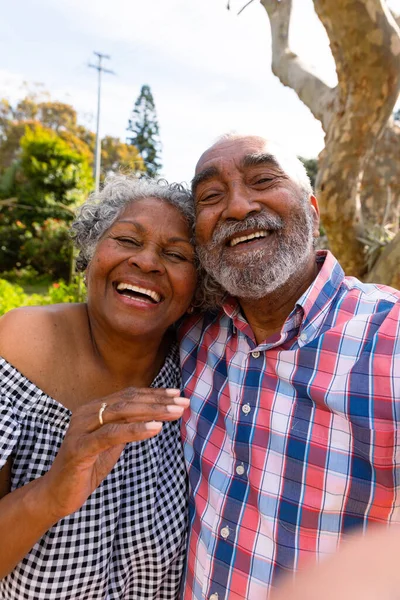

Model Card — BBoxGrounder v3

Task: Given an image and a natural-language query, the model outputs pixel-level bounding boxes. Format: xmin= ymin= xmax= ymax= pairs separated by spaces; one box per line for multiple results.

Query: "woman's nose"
xmin=127 ymin=247 xmax=165 ymax=274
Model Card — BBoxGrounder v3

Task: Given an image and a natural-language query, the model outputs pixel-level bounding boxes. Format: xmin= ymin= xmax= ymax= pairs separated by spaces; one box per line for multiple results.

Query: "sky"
xmin=1 ymin=0 xmax=400 ymax=184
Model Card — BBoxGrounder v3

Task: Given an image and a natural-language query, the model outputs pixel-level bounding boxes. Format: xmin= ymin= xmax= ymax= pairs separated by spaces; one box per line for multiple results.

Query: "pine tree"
xmin=126 ymin=85 xmax=162 ymax=178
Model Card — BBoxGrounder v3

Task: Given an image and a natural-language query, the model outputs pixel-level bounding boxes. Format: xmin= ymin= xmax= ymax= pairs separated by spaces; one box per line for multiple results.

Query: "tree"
xmin=1 ymin=125 xmax=92 ymax=224
xmin=126 ymin=85 xmax=162 ymax=177
xmin=0 ymin=93 xmax=144 ymax=279
xmin=101 ymin=136 xmax=144 ymax=176
xmin=231 ymin=0 xmax=400 ymax=287
xmin=0 ymin=125 xmax=93 ymax=276
xmin=0 ymin=94 xmax=144 ymax=180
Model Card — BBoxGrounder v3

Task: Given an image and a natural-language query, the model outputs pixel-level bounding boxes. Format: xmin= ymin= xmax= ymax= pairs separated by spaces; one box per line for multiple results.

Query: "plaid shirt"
xmin=179 ymin=251 xmax=400 ymax=600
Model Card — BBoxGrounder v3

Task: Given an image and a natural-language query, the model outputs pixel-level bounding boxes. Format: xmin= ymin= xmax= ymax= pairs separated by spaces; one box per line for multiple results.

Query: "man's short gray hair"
xmin=71 ymin=175 xmax=195 ymax=271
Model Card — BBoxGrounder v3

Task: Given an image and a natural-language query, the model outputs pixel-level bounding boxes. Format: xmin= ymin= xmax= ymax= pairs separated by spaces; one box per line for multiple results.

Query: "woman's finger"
xmin=77 ymin=421 xmax=165 ymax=457
xmin=96 ymin=397 xmax=189 ymax=427
xmin=69 ymin=390 xmax=190 ymax=433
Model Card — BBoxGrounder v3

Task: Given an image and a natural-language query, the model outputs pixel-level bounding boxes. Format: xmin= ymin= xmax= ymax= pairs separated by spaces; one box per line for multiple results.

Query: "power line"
xmin=88 ymin=52 xmax=115 ymax=193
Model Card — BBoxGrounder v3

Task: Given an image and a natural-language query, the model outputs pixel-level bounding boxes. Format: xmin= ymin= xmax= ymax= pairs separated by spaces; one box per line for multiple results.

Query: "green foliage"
xmin=0 ymin=124 xmax=92 ymax=229
xmin=298 ymin=156 xmax=318 ymax=190
xmin=0 ymin=218 xmax=31 ymax=272
xmin=0 ymin=277 xmax=84 ymax=316
xmin=19 ymin=218 xmax=72 ymax=280
xmin=0 ymin=278 xmax=47 ymax=315
xmin=101 ymin=136 xmax=145 ymax=176
xmin=0 ymin=265 xmax=49 ymax=286
xmin=19 ymin=125 xmax=93 ymax=218
xmin=0 ymin=91 xmax=144 ymax=280
xmin=127 ymin=84 xmax=162 ymax=177
xmin=46 ymin=279 xmax=83 ymax=303
xmin=0 ymin=122 xmax=91 ymax=278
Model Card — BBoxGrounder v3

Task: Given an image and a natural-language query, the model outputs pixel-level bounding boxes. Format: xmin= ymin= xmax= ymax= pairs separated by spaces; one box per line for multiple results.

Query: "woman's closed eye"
xmin=116 ymin=236 xmax=141 ymax=246
xmin=164 ymin=250 xmax=189 ymax=262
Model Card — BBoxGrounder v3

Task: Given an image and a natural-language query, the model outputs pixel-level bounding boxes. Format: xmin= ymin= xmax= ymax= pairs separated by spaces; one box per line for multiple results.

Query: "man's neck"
xmin=238 ymin=253 xmax=319 ymax=345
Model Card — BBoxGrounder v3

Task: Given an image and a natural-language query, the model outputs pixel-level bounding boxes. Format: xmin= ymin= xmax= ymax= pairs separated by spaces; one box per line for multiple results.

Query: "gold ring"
xmin=98 ymin=402 xmax=107 ymax=426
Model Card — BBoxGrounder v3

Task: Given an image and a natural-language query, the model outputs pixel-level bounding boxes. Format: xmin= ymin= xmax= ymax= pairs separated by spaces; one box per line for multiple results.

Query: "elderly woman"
xmin=0 ymin=177 xmax=198 ymax=599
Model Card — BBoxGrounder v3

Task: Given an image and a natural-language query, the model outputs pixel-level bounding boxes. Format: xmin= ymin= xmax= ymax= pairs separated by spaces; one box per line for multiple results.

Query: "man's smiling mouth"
xmin=228 ymin=230 xmax=270 ymax=247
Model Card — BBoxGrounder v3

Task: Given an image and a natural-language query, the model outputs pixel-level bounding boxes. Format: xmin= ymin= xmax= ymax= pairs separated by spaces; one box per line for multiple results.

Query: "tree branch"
xmin=260 ymin=0 xmax=337 ymax=130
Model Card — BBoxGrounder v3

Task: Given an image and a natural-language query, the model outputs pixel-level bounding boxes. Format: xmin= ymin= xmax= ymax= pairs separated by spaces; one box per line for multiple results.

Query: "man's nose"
xmin=127 ymin=246 xmax=165 ymax=274
xmin=222 ymin=184 xmax=260 ymax=221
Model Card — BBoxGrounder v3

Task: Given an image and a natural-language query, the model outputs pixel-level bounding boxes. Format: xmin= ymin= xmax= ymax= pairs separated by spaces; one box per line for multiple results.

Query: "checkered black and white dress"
xmin=0 ymin=344 xmax=187 ymax=599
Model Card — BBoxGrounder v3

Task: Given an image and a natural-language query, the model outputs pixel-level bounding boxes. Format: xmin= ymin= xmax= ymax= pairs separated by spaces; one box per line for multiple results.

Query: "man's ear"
xmin=309 ymin=194 xmax=320 ymax=238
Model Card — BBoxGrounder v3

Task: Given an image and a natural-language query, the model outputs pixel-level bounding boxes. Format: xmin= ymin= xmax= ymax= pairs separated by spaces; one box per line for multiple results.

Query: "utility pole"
xmin=89 ymin=52 xmax=115 ymax=193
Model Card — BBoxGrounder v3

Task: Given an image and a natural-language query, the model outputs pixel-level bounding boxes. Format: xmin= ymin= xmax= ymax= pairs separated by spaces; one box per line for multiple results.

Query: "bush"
xmin=0 ymin=218 xmax=72 ymax=280
xmin=0 ymin=265 xmax=50 ymax=287
xmin=0 ymin=277 xmax=84 ymax=316
xmin=47 ymin=280 xmax=83 ymax=304
xmin=20 ymin=219 xmax=72 ymax=280
xmin=0 ymin=220 xmax=32 ymax=272
xmin=0 ymin=279 xmax=47 ymax=315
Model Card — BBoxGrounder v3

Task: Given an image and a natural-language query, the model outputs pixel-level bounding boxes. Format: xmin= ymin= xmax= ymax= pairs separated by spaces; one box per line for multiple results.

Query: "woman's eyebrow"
xmin=191 ymin=166 xmax=220 ymax=195
xmin=167 ymin=236 xmax=193 ymax=245
xmin=113 ymin=220 xmax=144 ymax=232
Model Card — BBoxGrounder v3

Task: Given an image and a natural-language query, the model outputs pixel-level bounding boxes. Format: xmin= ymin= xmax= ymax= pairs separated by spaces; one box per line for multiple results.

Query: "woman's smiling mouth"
xmin=115 ymin=282 xmax=163 ymax=304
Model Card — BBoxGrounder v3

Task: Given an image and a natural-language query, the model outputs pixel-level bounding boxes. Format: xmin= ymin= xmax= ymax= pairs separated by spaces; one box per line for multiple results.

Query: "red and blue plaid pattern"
xmin=179 ymin=251 xmax=400 ymax=599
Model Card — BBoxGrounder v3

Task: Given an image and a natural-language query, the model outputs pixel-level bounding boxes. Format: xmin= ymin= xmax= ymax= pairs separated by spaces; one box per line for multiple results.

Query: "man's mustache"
xmin=203 ymin=212 xmax=284 ymax=250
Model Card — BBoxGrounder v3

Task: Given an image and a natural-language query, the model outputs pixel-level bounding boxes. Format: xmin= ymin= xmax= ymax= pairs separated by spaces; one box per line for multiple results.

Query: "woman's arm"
xmin=0 ymin=462 xmax=64 ymax=578
xmin=0 ymin=387 xmax=189 ymax=579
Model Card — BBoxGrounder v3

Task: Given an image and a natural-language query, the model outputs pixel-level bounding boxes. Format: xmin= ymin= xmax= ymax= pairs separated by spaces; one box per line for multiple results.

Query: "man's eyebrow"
xmin=191 ymin=166 xmax=220 ymax=195
xmin=241 ymin=153 xmax=281 ymax=169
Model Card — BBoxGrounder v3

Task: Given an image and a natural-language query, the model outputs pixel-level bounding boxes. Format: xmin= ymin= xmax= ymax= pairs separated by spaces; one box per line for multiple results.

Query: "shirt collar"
xmin=221 ymin=250 xmax=345 ymax=342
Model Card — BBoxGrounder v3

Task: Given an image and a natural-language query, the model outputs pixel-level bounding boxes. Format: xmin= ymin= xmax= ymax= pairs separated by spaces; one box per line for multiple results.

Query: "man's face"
xmin=192 ymin=136 xmax=320 ymax=299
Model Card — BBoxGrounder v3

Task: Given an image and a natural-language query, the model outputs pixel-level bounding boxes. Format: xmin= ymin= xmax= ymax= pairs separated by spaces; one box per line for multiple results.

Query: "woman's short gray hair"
xmin=71 ymin=175 xmax=195 ymax=271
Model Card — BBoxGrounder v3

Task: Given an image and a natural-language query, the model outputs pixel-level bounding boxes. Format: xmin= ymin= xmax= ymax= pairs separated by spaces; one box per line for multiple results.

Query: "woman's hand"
xmin=39 ymin=387 xmax=189 ymax=520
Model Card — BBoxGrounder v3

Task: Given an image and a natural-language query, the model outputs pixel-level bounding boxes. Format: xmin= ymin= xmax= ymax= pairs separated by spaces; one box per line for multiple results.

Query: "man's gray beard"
xmin=197 ymin=208 xmax=315 ymax=300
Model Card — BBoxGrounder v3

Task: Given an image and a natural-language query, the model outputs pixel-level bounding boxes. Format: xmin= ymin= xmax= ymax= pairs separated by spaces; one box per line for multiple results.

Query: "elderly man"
xmin=179 ymin=134 xmax=400 ymax=599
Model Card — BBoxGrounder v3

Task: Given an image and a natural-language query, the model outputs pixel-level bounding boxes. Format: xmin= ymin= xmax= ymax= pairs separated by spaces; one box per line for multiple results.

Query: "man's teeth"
xmin=229 ymin=230 xmax=268 ymax=247
xmin=116 ymin=283 xmax=161 ymax=303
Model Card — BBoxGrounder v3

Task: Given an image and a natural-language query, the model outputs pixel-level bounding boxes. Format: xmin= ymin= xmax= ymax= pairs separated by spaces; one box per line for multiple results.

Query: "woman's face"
xmin=86 ymin=197 xmax=197 ymax=340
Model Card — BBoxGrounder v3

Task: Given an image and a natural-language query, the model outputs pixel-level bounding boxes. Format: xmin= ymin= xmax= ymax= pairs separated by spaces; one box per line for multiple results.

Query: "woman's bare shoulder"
xmin=0 ymin=303 xmax=86 ymax=373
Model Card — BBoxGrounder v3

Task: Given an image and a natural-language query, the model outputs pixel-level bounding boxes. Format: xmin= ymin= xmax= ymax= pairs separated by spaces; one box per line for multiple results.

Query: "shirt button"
xmin=236 ymin=464 xmax=245 ymax=475
xmin=242 ymin=403 xmax=251 ymax=415
xmin=300 ymin=333 xmax=307 ymax=341
xmin=210 ymin=594 xmax=219 ymax=600
xmin=221 ymin=526 xmax=230 ymax=539
xmin=251 ymin=350 xmax=260 ymax=358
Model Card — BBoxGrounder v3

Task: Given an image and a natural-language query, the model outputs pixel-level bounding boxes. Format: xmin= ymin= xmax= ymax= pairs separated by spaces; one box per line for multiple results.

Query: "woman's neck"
xmin=85 ymin=306 xmax=171 ymax=390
